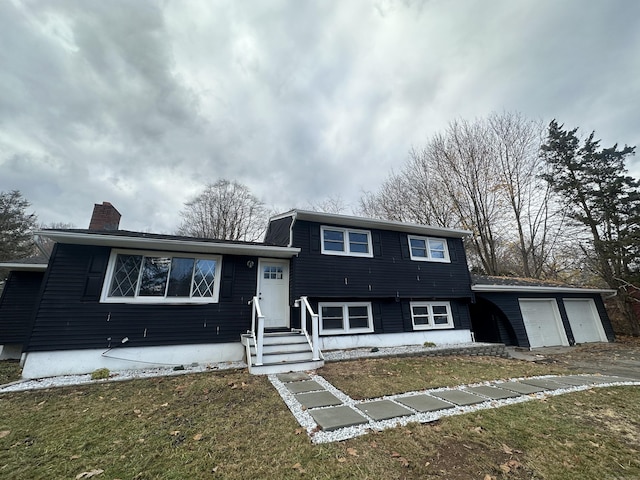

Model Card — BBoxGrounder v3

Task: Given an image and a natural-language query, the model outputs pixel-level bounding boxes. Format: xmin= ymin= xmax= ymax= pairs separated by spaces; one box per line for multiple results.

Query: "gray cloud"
xmin=1 ymin=0 xmax=639 ymax=233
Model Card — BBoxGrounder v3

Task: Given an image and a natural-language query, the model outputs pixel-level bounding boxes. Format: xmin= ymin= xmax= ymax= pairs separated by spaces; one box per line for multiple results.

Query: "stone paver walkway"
xmin=269 ymin=372 xmax=640 ymax=444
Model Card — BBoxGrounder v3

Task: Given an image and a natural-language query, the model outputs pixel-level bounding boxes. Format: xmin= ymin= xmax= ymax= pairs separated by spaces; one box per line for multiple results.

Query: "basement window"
xmin=101 ymin=249 xmax=222 ymax=303
xmin=318 ymin=302 xmax=373 ymax=335
xmin=410 ymin=301 xmax=454 ymax=330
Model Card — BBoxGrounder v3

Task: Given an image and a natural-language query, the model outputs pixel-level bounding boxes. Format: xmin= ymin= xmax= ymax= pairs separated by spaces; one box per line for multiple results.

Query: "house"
xmin=0 ymin=256 xmax=48 ymax=360
xmin=0 ymin=203 xmax=616 ymax=379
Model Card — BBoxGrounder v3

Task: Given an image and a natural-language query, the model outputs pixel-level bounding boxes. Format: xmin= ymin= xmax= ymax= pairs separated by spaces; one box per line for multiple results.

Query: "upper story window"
xmin=321 ymin=226 xmax=373 ymax=257
xmin=101 ymin=249 xmax=222 ymax=304
xmin=408 ymin=235 xmax=450 ymax=263
xmin=410 ymin=301 xmax=454 ymax=330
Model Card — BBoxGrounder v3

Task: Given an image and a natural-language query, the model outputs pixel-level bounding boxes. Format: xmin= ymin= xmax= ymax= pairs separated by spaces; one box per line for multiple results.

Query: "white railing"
xmin=295 ymin=296 xmax=321 ymax=361
xmin=249 ymin=296 xmax=265 ymax=366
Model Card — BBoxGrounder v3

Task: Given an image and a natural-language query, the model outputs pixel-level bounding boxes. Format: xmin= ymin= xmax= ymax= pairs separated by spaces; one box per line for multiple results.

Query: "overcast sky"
xmin=2 ymin=0 xmax=639 ymax=233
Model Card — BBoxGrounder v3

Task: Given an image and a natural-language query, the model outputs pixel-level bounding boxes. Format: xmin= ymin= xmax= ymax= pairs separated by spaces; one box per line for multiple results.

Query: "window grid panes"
xmin=104 ymin=251 xmax=220 ymax=303
xmin=109 ymin=254 xmax=142 ymax=297
xmin=410 ymin=302 xmax=453 ymax=330
xmin=408 ymin=235 xmax=450 ymax=263
xmin=263 ymin=266 xmax=283 ymax=280
xmin=319 ymin=303 xmax=373 ymax=334
xmin=321 ymin=226 xmax=372 ymax=257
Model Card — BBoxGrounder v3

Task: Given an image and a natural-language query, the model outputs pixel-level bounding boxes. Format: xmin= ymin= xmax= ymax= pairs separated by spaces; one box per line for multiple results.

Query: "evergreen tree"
xmin=541 ymin=120 xmax=640 ymax=335
xmin=0 ymin=190 xmax=37 ymax=262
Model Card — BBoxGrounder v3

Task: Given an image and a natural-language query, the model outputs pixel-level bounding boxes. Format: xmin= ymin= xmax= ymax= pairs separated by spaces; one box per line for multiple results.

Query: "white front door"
xmin=257 ymin=259 xmax=290 ymax=329
xmin=563 ymin=299 xmax=608 ymax=343
xmin=519 ymin=299 xmax=569 ymax=348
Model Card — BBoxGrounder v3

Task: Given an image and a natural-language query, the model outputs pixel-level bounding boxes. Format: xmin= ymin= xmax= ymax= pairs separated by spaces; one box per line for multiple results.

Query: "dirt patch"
xmin=422 ymin=437 xmax=538 ymax=480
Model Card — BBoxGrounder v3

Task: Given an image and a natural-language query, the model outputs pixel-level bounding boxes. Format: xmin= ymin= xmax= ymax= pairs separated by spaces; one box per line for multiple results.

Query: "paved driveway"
xmin=509 ymin=335 xmax=640 ymax=380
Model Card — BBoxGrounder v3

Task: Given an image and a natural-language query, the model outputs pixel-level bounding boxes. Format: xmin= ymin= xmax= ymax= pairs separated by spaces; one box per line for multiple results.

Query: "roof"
xmin=34 ymin=229 xmax=301 ymax=259
xmin=0 ymin=255 xmax=49 ymax=271
xmin=471 ymin=274 xmax=616 ymax=295
xmin=270 ymin=209 xmax=471 ymax=238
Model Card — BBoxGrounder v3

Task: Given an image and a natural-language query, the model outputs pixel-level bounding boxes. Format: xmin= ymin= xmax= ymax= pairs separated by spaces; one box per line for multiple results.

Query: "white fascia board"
xmin=270 ymin=209 xmax=470 ymax=238
xmin=472 ymin=284 xmax=616 ymax=295
xmin=34 ymin=231 xmax=301 ymax=258
xmin=0 ymin=263 xmax=48 ymax=271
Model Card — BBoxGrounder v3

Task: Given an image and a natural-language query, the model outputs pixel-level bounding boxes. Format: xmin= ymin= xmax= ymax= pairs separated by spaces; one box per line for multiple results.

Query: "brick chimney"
xmin=89 ymin=202 xmax=121 ymax=231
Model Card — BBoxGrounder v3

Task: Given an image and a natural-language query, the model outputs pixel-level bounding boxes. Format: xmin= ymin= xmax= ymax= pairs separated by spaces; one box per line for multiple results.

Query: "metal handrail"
xmin=296 ymin=296 xmax=321 ymax=361
xmin=249 ymin=296 xmax=265 ymax=366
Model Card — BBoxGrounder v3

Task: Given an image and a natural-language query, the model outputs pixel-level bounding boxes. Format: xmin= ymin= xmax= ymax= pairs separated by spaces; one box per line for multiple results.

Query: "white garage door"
xmin=563 ymin=299 xmax=608 ymax=344
xmin=519 ymin=299 xmax=569 ymax=348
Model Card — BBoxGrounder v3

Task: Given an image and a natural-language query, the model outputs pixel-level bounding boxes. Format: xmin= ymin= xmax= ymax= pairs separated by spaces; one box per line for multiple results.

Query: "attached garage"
xmin=563 ymin=298 xmax=608 ymax=343
xmin=471 ymin=275 xmax=616 ymax=349
xmin=518 ymin=299 xmax=569 ymax=348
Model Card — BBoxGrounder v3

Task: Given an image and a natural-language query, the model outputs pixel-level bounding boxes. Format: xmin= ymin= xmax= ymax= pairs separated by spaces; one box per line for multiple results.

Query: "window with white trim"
xmin=101 ymin=249 xmax=222 ymax=303
xmin=410 ymin=301 xmax=454 ymax=330
xmin=319 ymin=302 xmax=374 ymax=334
xmin=321 ymin=226 xmax=373 ymax=257
xmin=408 ymin=235 xmax=450 ymax=262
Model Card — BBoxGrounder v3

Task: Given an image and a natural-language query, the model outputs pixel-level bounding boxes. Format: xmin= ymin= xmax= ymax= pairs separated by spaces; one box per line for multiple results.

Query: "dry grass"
xmin=320 ymin=355 xmax=572 ymax=399
xmin=0 ymin=357 xmax=638 ymax=479
xmin=0 ymin=360 xmax=20 ymax=385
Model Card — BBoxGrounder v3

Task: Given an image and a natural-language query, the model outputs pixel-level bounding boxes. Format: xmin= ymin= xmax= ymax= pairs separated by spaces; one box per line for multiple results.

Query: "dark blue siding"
xmin=290 ymin=220 xmax=473 ymax=300
xmin=0 ymin=271 xmax=44 ymax=343
xmin=264 ymin=216 xmax=293 ymax=246
xmin=474 ymin=292 xmax=615 ymax=348
xmin=26 ymin=244 xmax=259 ymax=352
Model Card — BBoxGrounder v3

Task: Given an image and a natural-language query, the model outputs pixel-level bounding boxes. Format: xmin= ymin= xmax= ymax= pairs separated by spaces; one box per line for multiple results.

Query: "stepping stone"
xmin=465 ymin=385 xmax=520 ymax=400
xmin=592 ymin=375 xmax=636 ymax=383
xmin=309 ymin=406 xmax=369 ymax=431
xmin=285 ymin=380 xmax=324 ymax=394
xmin=554 ymin=376 xmax=595 ymax=386
xmin=574 ymin=375 xmax=618 ymax=384
xmin=519 ymin=378 xmax=573 ymax=390
xmin=277 ymin=372 xmax=311 ymax=383
xmin=431 ymin=390 xmax=486 ymax=406
xmin=295 ymin=391 xmax=342 ymax=409
xmin=496 ymin=381 xmax=545 ymax=394
xmin=396 ymin=394 xmax=455 ymax=412
xmin=355 ymin=400 xmax=413 ymax=421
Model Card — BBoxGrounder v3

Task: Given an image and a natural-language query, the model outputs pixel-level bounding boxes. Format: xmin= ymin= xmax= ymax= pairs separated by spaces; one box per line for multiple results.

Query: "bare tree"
xmin=34 ymin=222 xmax=75 ymax=256
xmin=306 ymin=195 xmax=350 ymax=214
xmin=177 ymin=180 xmax=269 ymax=242
xmin=359 ymin=113 xmax=565 ymax=277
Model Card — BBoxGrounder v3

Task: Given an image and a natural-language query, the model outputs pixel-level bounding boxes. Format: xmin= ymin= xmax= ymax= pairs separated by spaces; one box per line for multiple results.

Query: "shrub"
xmin=423 ymin=341 xmax=436 ymax=348
xmin=91 ymin=368 xmax=110 ymax=380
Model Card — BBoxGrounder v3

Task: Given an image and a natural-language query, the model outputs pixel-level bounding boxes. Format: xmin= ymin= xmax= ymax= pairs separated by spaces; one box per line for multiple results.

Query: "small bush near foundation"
xmin=424 ymin=341 xmax=436 ymax=348
xmin=91 ymin=368 xmax=110 ymax=380
xmin=370 ymin=347 xmax=379 ymax=353
xmin=173 ymin=365 xmax=185 ymax=371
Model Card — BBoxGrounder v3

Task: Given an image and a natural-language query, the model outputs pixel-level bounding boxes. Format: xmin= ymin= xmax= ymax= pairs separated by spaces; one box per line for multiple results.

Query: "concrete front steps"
xmin=241 ymin=330 xmax=324 ymax=375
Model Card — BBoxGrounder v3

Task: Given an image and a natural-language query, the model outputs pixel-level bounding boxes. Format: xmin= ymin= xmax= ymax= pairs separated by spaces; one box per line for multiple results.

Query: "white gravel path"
xmin=269 ymin=373 xmax=640 ymax=444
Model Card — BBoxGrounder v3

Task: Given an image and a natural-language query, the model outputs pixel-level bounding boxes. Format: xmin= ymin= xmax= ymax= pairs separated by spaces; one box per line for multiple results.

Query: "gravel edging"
xmin=322 ymin=342 xmax=507 ymax=362
xmin=0 ymin=361 xmax=247 ymax=393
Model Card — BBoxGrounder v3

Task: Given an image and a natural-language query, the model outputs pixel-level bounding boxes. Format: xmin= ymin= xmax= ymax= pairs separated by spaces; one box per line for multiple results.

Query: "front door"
xmin=257 ymin=259 xmax=290 ymax=329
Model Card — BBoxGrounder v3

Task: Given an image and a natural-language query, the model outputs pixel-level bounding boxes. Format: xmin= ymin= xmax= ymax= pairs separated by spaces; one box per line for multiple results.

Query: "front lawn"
xmin=320 ymin=355 xmax=571 ymax=399
xmin=0 ymin=357 xmax=638 ymax=479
